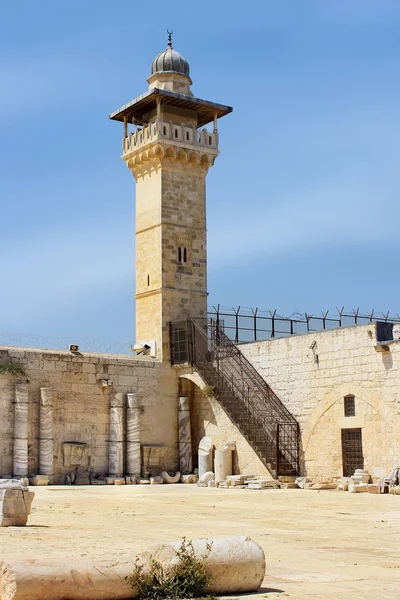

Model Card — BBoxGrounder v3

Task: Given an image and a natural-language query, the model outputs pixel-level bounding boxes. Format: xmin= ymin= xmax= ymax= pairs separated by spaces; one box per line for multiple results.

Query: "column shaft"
xmin=39 ymin=387 xmax=54 ymax=476
xmin=126 ymin=393 xmax=141 ymax=477
xmin=178 ymin=396 xmax=192 ymax=474
xmin=109 ymin=393 xmax=124 ymax=477
xmin=13 ymin=383 xmax=29 ymax=478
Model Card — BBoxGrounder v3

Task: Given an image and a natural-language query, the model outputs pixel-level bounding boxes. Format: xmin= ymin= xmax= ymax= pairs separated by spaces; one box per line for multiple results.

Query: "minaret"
xmin=110 ymin=34 xmax=232 ymax=360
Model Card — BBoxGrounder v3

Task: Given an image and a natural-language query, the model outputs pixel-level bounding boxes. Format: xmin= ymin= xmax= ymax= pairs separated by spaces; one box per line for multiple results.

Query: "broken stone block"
xmin=125 ymin=476 xmax=137 ymax=485
xmin=280 ymin=482 xmax=301 ymax=489
xmin=161 ymin=471 xmax=180 ymax=484
xmin=29 ymin=475 xmax=49 ymax=486
xmin=105 ymin=477 xmax=115 ymax=485
xmin=279 ymin=476 xmax=297 ymax=483
xmin=150 ymin=476 xmax=163 ymax=485
xmin=180 ymin=474 xmax=198 ymax=484
xmin=208 ymin=480 xmax=216 ymax=488
xmin=295 ymin=476 xmax=311 ymax=489
xmin=198 ymin=471 xmax=214 ymax=487
xmin=139 ymin=478 xmax=150 ymax=485
xmin=0 ymin=479 xmax=28 ymax=491
xmin=113 ymin=478 xmax=125 ymax=485
xmin=308 ymin=482 xmax=337 ymax=490
xmin=337 ymin=477 xmax=352 ymax=491
xmin=0 ymin=486 xmax=35 ymax=527
xmin=367 ymin=484 xmax=380 ymax=494
xmin=349 ymin=482 xmax=369 ymax=493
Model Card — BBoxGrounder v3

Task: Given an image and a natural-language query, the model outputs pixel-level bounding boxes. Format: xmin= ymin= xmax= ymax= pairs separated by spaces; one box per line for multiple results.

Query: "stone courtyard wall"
xmin=0 ymin=346 xmax=178 ymax=481
xmin=190 ymin=385 xmax=271 ymax=478
xmin=240 ymin=323 xmax=400 ymax=481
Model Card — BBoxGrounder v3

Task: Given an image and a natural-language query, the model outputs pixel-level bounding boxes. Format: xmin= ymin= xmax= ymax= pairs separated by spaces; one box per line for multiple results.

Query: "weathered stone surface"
xmin=198 ymin=435 xmax=213 ymax=477
xmin=0 ymin=536 xmax=265 ymax=598
xmin=0 ymin=480 xmax=28 ymax=491
xmin=126 ymin=393 xmax=141 ymax=477
xmin=0 ymin=488 xmax=35 ymax=527
xmin=199 ymin=471 xmax=214 ymax=484
xmin=215 ymin=448 xmax=232 ymax=484
xmin=109 ymin=393 xmax=124 ymax=477
xmin=295 ymin=476 xmax=311 ymax=489
xmin=337 ymin=477 xmax=352 ymax=491
xmin=161 ymin=471 xmax=180 ymax=484
xmin=368 ymin=484 xmax=380 ymax=494
xmin=39 ymin=388 xmax=53 ymax=477
xmin=138 ymin=536 xmax=265 ymax=594
xmin=349 ymin=482 xmax=369 ymax=493
xmin=62 ymin=443 xmax=89 ymax=469
xmin=0 ymin=559 xmax=134 ymax=599
xmin=29 ymin=475 xmax=49 ymax=487
xmin=178 ymin=397 xmax=192 ymax=474
xmin=13 ymin=384 xmax=29 ymax=478
xmin=180 ymin=474 xmax=198 ymax=484
xmin=142 ymin=445 xmax=167 ymax=475
xmin=308 ymin=482 xmax=337 ymax=490
xmin=150 ymin=476 xmax=163 ymax=485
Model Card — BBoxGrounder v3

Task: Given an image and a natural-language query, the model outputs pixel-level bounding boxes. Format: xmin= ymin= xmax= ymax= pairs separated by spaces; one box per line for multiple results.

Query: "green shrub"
xmin=127 ymin=537 xmax=214 ymax=600
xmin=202 ymin=385 xmax=216 ymax=399
xmin=0 ymin=360 xmax=26 ymax=377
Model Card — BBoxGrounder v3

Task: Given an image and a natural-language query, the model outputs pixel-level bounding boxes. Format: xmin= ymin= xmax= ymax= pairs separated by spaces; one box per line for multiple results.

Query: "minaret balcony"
xmin=122 ymin=119 xmax=218 ymax=156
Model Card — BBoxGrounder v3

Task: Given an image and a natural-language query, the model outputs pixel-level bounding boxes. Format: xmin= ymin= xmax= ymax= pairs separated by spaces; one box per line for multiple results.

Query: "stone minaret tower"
xmin=110 ymin=34 xmax=232 ymax=360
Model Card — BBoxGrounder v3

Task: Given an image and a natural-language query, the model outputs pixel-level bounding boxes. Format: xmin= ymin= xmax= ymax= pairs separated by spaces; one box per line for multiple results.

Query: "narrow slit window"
xmin=183 ymin=248 xmax=187 ymax=263
xmin=163 ymin=126 xmax=167 ymax=135
xmin=178 ymin=247 xmax=182 ymax=263
xmin=147 ymin=274 xmax=150 ymax=286
xmin=209 ymin=136 xmax=212 ymax=145
xmin=174 ymin=128 xmax=178 ymax=138
xmin=186 ymin=131 xmax=190 ymax=141
xmin=344 ymin=395 xmax=355 ymax=417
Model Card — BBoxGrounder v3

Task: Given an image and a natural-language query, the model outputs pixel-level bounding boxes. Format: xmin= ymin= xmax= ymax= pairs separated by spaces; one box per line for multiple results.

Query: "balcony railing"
xmin=123 ymin=119 xmax=218 ymax=155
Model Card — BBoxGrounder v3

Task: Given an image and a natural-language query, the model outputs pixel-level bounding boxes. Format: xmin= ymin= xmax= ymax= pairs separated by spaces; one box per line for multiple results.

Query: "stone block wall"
xmin=240 ymin=323 xmax=400 ymax=481
xmin=190 ymin=385 xmax=271 ymax=478
xmin=0 ymin=347 xmax=178 ymax=481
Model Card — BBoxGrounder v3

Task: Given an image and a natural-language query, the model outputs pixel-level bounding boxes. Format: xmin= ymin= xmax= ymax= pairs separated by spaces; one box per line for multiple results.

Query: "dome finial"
xmin=167 ymin=29 xmax=173 ymax=48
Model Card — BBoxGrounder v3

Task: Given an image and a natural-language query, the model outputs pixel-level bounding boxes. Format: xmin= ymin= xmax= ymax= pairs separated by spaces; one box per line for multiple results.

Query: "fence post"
xmin=276 ymin=423 xmax=280 ymax=477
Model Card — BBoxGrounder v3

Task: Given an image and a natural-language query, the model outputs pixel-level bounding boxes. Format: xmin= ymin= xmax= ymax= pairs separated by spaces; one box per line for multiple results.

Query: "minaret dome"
xmin=148 ymin=31 xmax=193 ymax=95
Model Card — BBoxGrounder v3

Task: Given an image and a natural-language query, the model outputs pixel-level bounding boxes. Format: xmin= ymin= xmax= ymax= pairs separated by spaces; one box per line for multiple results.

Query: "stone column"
xmin=126 ymin=393 xmax=141 ymax=477
xmin=13 ymin=383 xmax=29 ymax=478
xmin=109 ymin=393 xmax=124 ymax=477
xmin=198 ymin=435 xmax=213 ymax=477
xmin=39 ymin=387 xmax=53 ymax=478
xmin=178 ymin=396 xmax=192 ymax=474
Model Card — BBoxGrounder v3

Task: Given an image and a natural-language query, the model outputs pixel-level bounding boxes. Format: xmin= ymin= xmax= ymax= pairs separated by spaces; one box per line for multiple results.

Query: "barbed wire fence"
xmin=0 ymin=332 xmax=134 ymax=355
xmin=207 ymin=305 xmax=400 ymax=344
xmin=0 ymin=306 xmax=398 ymax=352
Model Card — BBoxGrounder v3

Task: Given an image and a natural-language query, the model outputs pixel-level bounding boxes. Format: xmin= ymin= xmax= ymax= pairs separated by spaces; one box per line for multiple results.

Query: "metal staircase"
xmin=171 ymin=318 xmax=300 ymax=477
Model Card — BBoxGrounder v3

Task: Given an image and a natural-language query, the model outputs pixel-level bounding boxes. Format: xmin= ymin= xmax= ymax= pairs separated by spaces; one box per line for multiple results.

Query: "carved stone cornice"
xmin=124 ymin=142 xmax=217 ymax=180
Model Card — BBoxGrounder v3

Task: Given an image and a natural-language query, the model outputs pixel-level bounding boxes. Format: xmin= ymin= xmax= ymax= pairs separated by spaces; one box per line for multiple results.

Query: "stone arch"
xmin=178 ymin=372 xmax=271 ymax=477
xmin=302 ymin=383 xmax=398 ymax=481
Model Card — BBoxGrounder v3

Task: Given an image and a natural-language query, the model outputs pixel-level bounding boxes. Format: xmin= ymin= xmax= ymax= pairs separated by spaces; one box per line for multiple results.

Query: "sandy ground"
xmin=1 ymin=485 xmax=400 ymax=599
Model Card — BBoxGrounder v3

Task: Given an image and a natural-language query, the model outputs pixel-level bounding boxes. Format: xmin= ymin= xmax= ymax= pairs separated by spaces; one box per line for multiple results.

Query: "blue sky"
xmin=1 ymin=0 xmax=400 ymax=345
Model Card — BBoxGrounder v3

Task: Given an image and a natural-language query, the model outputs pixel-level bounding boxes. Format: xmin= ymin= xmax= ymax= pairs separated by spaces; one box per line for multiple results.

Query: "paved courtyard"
xmin=1 ymin=485 xmax=400 ymax=599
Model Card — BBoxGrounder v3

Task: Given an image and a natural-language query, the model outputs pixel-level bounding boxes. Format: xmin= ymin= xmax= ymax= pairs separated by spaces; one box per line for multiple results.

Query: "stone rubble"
xmin=160 ymin=471 xmax=180 ymax=483
xmin=180 ymin=474 xmax=198 ymax=484
xmin=150 ymin=476 xmax=164 ymax=485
